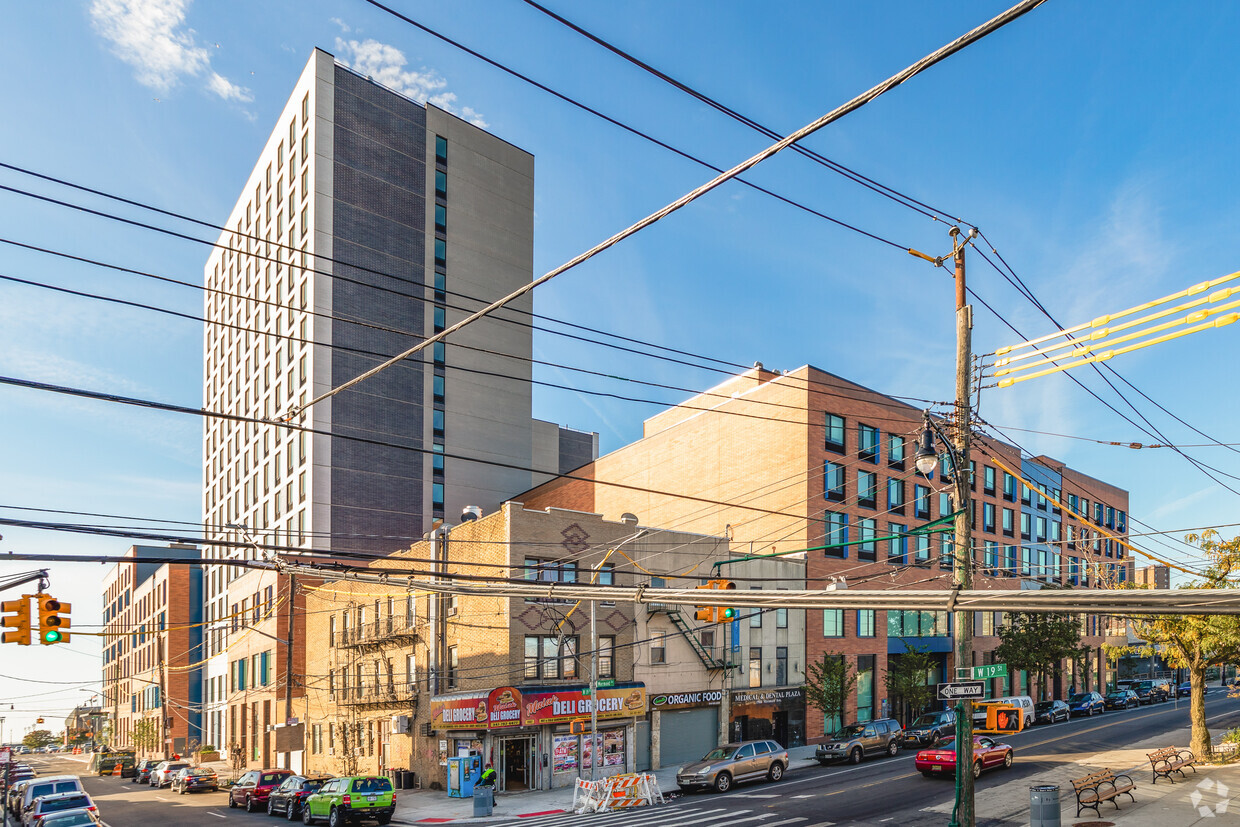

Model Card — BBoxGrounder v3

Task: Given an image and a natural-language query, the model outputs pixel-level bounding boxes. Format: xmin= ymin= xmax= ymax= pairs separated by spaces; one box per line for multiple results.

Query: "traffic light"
xmin=36 ymin=594 xmax=71 ymax=645
xmin=694 ymin=584 xmax=714 ymax=622
xmin=36 ymin=718 xmax=44 ymax=724
xmin=1 ymin=595 xmax=32 ymax=645
xmin=709 ymin=579 xmax=737 ymax=622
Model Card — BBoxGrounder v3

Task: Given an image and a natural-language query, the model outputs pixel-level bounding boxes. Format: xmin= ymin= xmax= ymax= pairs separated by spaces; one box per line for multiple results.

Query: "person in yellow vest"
xmin=479 ymin=763 xmax=497 ymax=808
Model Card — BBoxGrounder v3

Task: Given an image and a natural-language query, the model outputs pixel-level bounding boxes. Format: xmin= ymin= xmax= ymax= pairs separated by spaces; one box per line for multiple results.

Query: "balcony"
xmin=336 ymin=683 xmax=419 ymax=710
xmin=334 ymin=614 xmax=419 ymax=650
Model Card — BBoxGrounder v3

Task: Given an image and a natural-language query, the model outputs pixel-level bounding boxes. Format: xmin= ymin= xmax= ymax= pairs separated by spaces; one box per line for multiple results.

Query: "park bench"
xmin=1147 ymin=746 xmax=1197 ymax=784
xmin=1070 ymin=769 xmax=1137 ymax=817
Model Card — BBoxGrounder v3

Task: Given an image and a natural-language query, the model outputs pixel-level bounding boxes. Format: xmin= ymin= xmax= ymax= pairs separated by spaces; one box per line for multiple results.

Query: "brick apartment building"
xmin=100 ymin=544 xmax=203 ymax=758
xmin=300 ymin=503 xmax=804 ymax=790
xmin=523 ymin=365 xmax=1133 ymax=737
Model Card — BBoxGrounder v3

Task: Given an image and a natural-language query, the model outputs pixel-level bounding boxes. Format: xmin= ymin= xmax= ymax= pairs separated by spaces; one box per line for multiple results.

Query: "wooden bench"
xmin=1147 ymin=746 xmax=1198 ymax=784
xmin=1070 ymin=769 xmax=1137 ymax=817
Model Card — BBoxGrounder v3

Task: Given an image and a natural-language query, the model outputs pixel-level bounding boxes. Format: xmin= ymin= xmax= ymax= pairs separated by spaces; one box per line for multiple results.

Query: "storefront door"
xmin=498 ymin=736 xmax=536 ymax=792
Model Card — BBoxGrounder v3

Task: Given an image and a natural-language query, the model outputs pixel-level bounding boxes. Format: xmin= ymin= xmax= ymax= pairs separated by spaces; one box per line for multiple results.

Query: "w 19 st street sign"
xmin=937 ymin=681 xmax=986 ymax=701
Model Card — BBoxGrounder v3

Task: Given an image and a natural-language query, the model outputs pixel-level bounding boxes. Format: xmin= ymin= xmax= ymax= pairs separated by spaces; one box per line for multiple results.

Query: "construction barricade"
xmin=572 ymin=773 xmax=665 ymax=813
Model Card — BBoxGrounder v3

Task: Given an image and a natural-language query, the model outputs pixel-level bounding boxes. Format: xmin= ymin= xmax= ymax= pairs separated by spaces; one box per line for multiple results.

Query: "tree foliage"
xmin=805 ymin=652 xmax=857 ymax=734
xmin=993 ymin=612 xmax=1088 ymax=700
xmin=132 ymin=718 xmax=159 ymax=752
xmin=885 ymin=643 xmax=936 ymax=723
xmin=22 ymin=730 xmax=56 ymax=749
xmin=1124 ymin=531 xmax=1240 ymax=758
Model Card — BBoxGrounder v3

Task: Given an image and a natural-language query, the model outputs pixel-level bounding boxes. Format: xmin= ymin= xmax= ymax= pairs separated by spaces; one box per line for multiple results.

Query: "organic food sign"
xmin=523 ymin=684 xmax=647 ymax=724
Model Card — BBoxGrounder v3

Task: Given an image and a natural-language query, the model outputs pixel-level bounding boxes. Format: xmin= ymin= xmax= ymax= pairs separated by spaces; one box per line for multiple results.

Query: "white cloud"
xmin=335 ymin=38 xmax=488 ymax=128
xmin=330 ymin=17 xmax=351 ymax=33
xmin=89 ymin=0 xmax=252 ymax=104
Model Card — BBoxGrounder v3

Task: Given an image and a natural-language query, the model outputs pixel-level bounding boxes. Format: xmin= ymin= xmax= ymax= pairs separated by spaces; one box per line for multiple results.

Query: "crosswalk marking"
xmin=732 ymin=793 xmax=780 ymax=798
xmin=800 ymin=822 xmax=836 ymax=827
xmin=761 ymin=818 xmax=808 ymax=827
xmin=484 ymin=806 xmax=736 ymax=827
xmin=791 ymin=794 xmax=816 ymax=799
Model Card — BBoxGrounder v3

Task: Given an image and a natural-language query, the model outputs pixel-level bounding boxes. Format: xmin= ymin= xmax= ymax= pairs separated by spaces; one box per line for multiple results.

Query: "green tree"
xmin=805 ymin=652 xmax=857 ymax=735
xmin=1122 ymin=531 xmax=1240 ymax=758
xmin=993 ymin=612 xmax=1088 ymax=700
xmin=885 ymin=643 xmax=936 ymax=724
xmin=23 ymin=730 xmax=56 ymax=749
xmin=132 ymin=718 xmax=160 ymax=753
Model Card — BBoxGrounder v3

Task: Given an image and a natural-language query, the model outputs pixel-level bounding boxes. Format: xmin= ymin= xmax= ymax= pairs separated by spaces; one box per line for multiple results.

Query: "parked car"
xmin=903 ymin=710 xmax=956 ymax=747
xmin=1105 ymin=690 xmax=1140 ymax=710
xmin=36 ymin=812 xmax=102 ymax=827
xmin=1130 ymin=680 xmax=1169 ymax=705
xmin=302 ymin=775 xmax=396 ymax=825
xmin=815 ymin=719 xmax=904 ymax=765
xmin=267 ymin=774 xmax=332 ymax=819
xmin=132 ymin=760 xmax=156 ymax=784
xmin=1033 ymin=700 xmax=1070 ymax=724
xmin=1179 ymin=682 xmax=1192 ymax=697
xmin=17 ymin=777 xmax=85 ymax=819
xmin=171 ymin=766 xmax=219 ymax=794
xmin=87 ymin=752 xmax=134 ymax=777
xmin=149 ymin=761 xmax=190 ymax=788
xmin=915 ymin=736 xmax=1014 ymax=779
xmin=229 ymin=769 xmax=293 ymax=812
xmin=20 ymin=791 xmax=97 ymax=827
xmin=7 ymin=779 xmax=34 ymax=817
xmin=1068 ymin=692 xmax=1106 ymax=717
xmin=676 ymin=739 xmax=789 ymax=793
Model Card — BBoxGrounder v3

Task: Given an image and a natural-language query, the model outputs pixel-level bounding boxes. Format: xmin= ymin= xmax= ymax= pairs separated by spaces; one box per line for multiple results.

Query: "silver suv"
xmin=816 ymin=718 xmax=904 ymax=764
xmin=676 ymin=739 xmax=790 ymax=793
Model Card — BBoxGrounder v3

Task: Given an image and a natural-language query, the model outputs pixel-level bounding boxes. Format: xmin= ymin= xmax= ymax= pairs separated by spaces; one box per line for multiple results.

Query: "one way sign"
xmin=936 ymin=681 xmax=985 ymax=701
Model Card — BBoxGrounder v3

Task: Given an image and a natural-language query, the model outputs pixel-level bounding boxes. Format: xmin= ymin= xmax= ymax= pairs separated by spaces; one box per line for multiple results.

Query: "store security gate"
xmin=659 ymin=707 xmax=718 ymax=767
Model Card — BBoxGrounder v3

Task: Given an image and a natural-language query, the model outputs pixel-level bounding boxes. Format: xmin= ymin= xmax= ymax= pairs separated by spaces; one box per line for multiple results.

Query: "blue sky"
xmin=1 ymin=0 xmax=1238 ymax=734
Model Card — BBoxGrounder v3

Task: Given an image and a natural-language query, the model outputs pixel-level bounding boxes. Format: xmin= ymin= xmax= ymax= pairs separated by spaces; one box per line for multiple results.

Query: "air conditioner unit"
xmin=327 ymin=747 xmax=334 ymax=756
xmin=390 ymin=714 xmax=410 ymax=734
xmin=420 ymin=722 xmax=433 ymax=737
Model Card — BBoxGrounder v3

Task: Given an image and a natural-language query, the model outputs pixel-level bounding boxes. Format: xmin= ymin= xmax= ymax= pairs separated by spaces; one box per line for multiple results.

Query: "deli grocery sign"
xmin=431 ymin=683 xmax=648 ymax=730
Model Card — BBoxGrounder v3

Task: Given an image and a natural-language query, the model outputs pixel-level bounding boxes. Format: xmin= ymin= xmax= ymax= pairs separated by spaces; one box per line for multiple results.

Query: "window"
xmin=940 ymin=532 xmax=954 ymax=570
xmin=748 ymin=647 xmax=762 ymax=688
xmin=435 ymin=203 xmax=446 ymax=232
xmin=433 ymin=341 xmax=446 ymax=364
xmin=858 ymin=518 xmax=877 ymax=561
xmin=824 ymin=461 xmax=846 ymax=501
xmin=888 ymin=434 xmax=905 ymax=467
xmin=825 ymin=413 xmax=845 ymax=451
xmin=447 ymin=646 xmax=458 ymax=688
xmin=434 ymin=238 xmax=446 ymax=267
xmin=433 ymin=306 xmax=446 ymax=333
xmin=749 ymin=586 xmax=763 ymax=628
xmin=1003 ymin=473 xmax=1017 ymax=501
xmin=651 ymin=641 xmax=666 ymax=665
xmin=776 ymin=601 xmax=787 ymax=629
xmin=1036 ymin=516 xmax=1047 ymax=542
xmin=433 ymin=409 xmax=445 ymax=435
xmin=887 ymin=478 xmax=905 ymax=513
xmin=858 ymin=471 xmax=878 ymax=508
xmin=432 ymin=443 xmax=444 ymax=473
xmin=984 ymin=466 xmax=996 ymax=495
xmin=857 ymin=655 xmax=875 ymax=722
xmin=1021 ymin=547 xmax=1032 ymax=576
xmin=1021 ymin=483 xmax=1032 ymax=505
xmin=432 ymin=483 xmax=444 ymax=509
xmin=824 ymin=512 xmax=848 ymax=559
xmin=983 ymin=503 xmax=995 ymax=534
xmin=857 ymin=609 xmax=875 ymax=637
xmin=888 ymin=523 xmax=907 ymax=563
xmin=939 ymin=492 xmax=952 ymax=518
xmin=776 ymin=647 xmax=788 ymax=685
xmin=1002 ymin=507 xmax=1014 ymax=537
xmin=435 ymin=135 xmax=447 ymax=164
xmin=858 ymin=424 xmax=879 ymax=462
xmin=524 ymin=558 xmax=579 ymax=584
xmin=984 ymin=540 xmax=999 ymax=572
xmin=915 ymin=532 xmax=931 ymax=562
xmin=433 ymin=375 xmax=445 ymax=403
xmin=823 ymin=609 xmax=844 ymax=637
xmin=598 ymin=636 xmax=615 ymax=678
xmin=435 ymin=170 xmax=447 ymax=197
xmin=524 ymin=635 xmax=578 ymax=678
xmin=914 ymin=484 xmax=931 ymax=520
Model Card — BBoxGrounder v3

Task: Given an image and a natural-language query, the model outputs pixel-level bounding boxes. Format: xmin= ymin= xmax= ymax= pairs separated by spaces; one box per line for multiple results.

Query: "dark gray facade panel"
xmin=330 ymin=68 xmax=428 ymax=554
xmin=558 ymin=429 xmax=597 ymax=475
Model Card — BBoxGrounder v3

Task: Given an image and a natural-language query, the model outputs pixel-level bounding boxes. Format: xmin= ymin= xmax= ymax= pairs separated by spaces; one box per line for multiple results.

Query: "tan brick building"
xmin=302 ymin=503 xmax=786 ymax=790
xmin=101 ymin=544 xmax=204 ymax=759
xmin=522 ymin=365 xmax=1133 ymax=739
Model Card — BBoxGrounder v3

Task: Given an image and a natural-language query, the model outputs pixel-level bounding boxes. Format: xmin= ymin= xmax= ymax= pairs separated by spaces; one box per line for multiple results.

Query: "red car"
xmin=228 ymin=768 xmax=293 ymax=812
xmin=914 ymin=735 xmax=1013 ymax=779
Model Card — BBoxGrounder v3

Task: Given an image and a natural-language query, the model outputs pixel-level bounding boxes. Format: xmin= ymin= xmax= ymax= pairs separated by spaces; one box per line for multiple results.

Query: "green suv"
xmin=302 ymin=776 xmax=395 ymax=826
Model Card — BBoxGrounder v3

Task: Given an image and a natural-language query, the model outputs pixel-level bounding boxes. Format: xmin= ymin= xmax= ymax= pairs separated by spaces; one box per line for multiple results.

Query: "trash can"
xmin=392 ymin=770 xmax=404 ymax=790
xmin=399 ymin=770 xmax=413 ymax=789
xmin=1029 ymin=784 xmax=1061 ymax=827
xmin=473 ymin=785 xmax=493 ymax=817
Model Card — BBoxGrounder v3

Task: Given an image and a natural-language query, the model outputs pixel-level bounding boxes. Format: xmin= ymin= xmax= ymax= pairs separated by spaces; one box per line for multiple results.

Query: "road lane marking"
xmin=791 ymin=794 xmax=815 ymax=799
xmin=732 ymin=794 xmax=779 ymax=798
xmin=800 ymin=822 xmax=836 ymax=827
xmin=760 ymin=819 xmax=808 ymax=827
xmin=210 ymin=813 xmax=226 ymax=819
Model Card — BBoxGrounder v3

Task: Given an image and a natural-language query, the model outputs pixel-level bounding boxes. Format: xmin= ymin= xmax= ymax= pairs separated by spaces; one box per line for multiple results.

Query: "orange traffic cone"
xmin=112 ymin=762 xmax=122 ymax=777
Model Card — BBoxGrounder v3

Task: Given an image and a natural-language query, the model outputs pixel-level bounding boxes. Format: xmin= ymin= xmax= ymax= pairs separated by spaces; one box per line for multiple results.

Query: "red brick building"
xmin=523 ymin=365 xmax=1131 ymax=738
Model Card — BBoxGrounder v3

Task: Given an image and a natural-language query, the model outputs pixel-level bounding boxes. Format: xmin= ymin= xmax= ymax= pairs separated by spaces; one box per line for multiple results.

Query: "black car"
xmin=132 ymin=761 xmax=156 ymax=784
xmin=903 ymin=710 xmax=956 ymax=746
xmin=265 ymin=774 xmax=331 ymax=819
xmin=1178 ymin=682 xmax=1192 ymax=697
xmin=1105 ymin=690 xmax=1139 ymax=710
xmin=1033 ymin=700 xmax=1069 ymax=724
xmin=1130 ymin=680 xmax=1169 ymax=705
xmin=170 ymin=766 xmax=219 ymax=794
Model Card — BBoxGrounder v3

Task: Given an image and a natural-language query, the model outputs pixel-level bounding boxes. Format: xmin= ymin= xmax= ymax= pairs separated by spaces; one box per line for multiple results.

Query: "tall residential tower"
xmin=200 ymin=48 xmax=594 ymax=769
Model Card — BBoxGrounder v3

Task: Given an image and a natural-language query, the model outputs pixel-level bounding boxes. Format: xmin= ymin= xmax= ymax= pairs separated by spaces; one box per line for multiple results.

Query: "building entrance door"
xmin=498 ymin=736 xmax=536 ymax=791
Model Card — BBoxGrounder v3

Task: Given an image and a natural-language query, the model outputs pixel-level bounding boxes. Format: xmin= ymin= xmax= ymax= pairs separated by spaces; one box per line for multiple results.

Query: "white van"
xmin=18 ymin=775 xmax=85 ymax=816
xmin=973 ymin=695 xmax=1036 ymax=728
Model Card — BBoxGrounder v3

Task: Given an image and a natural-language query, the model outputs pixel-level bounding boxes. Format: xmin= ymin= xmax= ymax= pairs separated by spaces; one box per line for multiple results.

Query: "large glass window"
xmin=858 ymin=518 xmax=877 ymax=561
xmin=824 ymin=512 xmax=848 ymax=559
xmin=858 ymin=471 xmax=878 ymax=508
xmin=983 ymin=466 xmax=996 ymax=494
xmin=776 ymin=647 xmax=788 ymax=685
xmin=524 ymin=635 xmax=578 ymax=679
xmin=749 ymin=647 xmax=762 ymax=688
xmin=858 ymin=424 xmax=879 ymax=462
xmin=1002 ymin=507 xmax=1014 ymax=536
xmin=887 ymin=479 xmax=905 ymax=512
xmin=825 ymin=414 xmax=845 ymax=451
xmin=857 ymin=609 xmax=875 ymax=637
xmin=983 ymin=502 xmax=995 ymax=533
xmin=823 ymin=609 xmax=844 ymax=637
xmin=857 ymin=656 xmax=875 ymax=723
xmin=888 ymin=523 xmax=907 ymax=563
xmin=824 ymin=461 xmax=846 ymax=501
xmin=888 ymin=435 xmax=905 ymax=467
xmin=1003 ymin=472 xmax=1017 ymax=501
xmin=914 ymin=484 xmax=931 ymax=520
xmin=1020 ymin=512 xmax=1031 ymax=539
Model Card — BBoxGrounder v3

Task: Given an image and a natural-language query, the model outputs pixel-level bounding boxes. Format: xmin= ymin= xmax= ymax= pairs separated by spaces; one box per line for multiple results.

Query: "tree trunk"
xmin=1190 ymin=663 xmax=1212 ymax=758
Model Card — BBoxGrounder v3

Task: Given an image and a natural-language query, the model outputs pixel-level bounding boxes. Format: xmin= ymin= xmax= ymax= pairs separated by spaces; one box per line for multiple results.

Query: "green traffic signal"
xmin=43 ymin=629 xmax=62 ymax=643
xmin=720 ymin=607 xmax=738 ymax=620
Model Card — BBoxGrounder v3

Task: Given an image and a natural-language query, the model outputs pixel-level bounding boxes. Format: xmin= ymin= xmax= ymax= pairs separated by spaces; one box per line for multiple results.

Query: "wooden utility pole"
xmin=950 ymin=228 xmax=975 ymax=827
xmin=284 ymin=572 xmax=296 ymax=769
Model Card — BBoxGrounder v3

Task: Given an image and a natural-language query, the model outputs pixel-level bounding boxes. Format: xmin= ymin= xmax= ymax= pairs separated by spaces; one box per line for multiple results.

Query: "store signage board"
xmin=936 ymin=681 xmax=986 ymax=701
